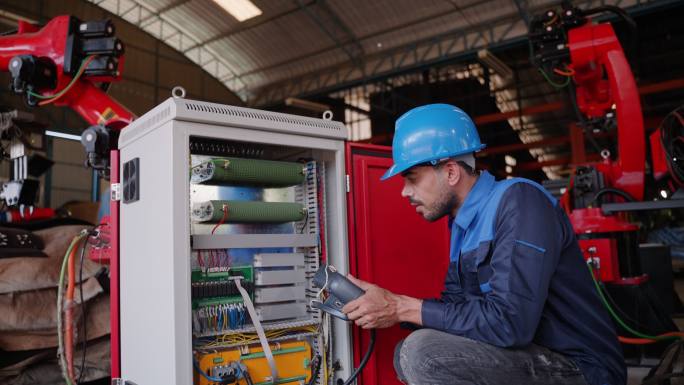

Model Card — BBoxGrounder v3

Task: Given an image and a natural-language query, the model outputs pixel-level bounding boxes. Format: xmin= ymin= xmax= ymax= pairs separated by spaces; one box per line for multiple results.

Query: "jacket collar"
xmin=452 ymin=170 xmax=496 ymax=231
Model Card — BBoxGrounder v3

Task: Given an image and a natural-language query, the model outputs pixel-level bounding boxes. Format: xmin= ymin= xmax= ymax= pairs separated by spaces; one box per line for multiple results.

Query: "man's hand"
xmin=342 ymin=275 xmax=423 ymax=329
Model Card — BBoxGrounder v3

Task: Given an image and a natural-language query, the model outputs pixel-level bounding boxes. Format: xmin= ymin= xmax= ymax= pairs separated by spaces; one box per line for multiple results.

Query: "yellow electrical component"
xmin=195 ymin=340 xmax=313 ymax=385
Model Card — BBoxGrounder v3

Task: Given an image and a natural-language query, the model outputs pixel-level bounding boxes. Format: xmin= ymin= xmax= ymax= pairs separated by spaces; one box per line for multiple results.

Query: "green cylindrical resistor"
xmin=191 ymin=157 xmax=306 ymax=187
xmin=193 ymin=200 xmax=307 ymax=223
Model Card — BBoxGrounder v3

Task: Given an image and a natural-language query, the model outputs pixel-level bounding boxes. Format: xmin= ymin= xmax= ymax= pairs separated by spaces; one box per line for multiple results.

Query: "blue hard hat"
xmin=381 ymin=103 xmax=486 ymax=180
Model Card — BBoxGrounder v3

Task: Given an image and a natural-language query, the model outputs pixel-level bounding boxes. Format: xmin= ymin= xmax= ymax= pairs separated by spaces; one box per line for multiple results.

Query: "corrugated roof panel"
xmin=350 ymin=0 xmax=521 ymax=62
xmin=327 ymin=0 xmax=454 ymax=39
xmin=259 ymin=48 xmax=349 ymax=85
xmin=163 ymin=2 xmax=227 ymax=42
xmin=220 ymin=10 xmax=336 ymax=70
xmin=250 ymin=0 xmax=301 ymax=16
xmin=456 ymin=0 xmax=517 ymax=26
xmin=207 ymin=39 xmax=257 ymax=73
xmin=138 ymin=0 xmax=178 ymax=13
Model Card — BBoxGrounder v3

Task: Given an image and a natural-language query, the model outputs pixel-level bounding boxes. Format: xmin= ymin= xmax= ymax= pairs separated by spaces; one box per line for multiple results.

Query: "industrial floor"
xmin=626 ymin=263 xmax=684 ymax=385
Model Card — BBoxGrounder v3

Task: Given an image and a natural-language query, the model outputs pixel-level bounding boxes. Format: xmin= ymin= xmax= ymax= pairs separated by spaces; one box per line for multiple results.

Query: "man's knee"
xmin=394 ymin=338 xmax=407 ymax=383
xmin=399 ymin=329 xmax=443 ymax=375
xmin=396 ymin=329 xmax=478 ymax=384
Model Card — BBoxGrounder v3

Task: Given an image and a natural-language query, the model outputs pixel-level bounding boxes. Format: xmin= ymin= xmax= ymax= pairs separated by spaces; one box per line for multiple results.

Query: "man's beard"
xmin=422 ymin=189 xmax=459 ymax=222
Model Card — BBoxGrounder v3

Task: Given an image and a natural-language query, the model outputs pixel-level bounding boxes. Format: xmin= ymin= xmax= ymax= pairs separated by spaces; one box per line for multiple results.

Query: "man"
xmin=342 ymin=104 xmax=626 ymax=385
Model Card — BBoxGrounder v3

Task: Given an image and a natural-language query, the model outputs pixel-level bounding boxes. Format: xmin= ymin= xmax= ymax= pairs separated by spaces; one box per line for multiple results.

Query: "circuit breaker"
xmin=117 ymin=97 xmax=351 ymax=385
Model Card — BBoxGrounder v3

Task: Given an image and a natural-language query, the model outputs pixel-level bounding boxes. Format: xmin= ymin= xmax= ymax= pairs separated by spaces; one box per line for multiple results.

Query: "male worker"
xmin=342 ymin=104 xmax=626 ymax=385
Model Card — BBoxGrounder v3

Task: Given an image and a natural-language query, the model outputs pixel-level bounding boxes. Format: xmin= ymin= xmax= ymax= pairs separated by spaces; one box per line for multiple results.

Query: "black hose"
xmin=566 ymin=84 xmax=603 ymax=154
xmin=590 ymin=188 xmax=636 ymax=207
xmin=342 ymin=329 xmax=376 ymax=385
xmin=659 ymin=107 xmax=684 ymax=186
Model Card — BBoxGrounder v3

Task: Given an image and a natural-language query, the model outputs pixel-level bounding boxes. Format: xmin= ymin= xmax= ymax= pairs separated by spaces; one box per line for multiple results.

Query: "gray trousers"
xmin=393 ymin=329 xmax=589 ymax=385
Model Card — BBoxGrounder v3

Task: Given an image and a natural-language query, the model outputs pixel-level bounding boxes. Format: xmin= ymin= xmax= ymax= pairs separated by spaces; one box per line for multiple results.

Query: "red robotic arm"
xmin=529 ymin=3 xmax=648 ymax=283
xmin=0 ymin=15 xmax=135 ymax=175
xmin=568 ymin=21 xmax=645 ymax=201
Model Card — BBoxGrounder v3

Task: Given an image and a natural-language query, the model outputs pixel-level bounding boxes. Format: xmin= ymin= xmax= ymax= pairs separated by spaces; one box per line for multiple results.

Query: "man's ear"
xmin=443 ymin=160 xmax=461 ymax=186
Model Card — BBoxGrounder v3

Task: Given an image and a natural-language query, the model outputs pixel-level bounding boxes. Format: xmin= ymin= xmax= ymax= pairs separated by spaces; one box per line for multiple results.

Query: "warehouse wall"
xmin=0 ymin=0 xmax=243 ymax=209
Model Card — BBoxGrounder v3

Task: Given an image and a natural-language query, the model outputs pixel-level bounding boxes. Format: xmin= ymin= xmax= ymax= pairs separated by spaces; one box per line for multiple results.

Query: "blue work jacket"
xmin=421 ymin=171 xmax=626 ymax=385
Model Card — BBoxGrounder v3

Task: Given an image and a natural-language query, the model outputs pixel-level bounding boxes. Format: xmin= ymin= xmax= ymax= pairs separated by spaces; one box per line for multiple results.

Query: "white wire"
xmin=234 ymin=277 xmax=278 ymax=382
xmin=309 ymin=264 xmax=330 ymax=309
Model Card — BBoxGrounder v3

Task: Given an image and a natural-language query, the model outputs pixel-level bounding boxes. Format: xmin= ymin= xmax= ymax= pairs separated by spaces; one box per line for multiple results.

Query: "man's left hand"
xmin=342 ymin=275 xmax=403 ymax=329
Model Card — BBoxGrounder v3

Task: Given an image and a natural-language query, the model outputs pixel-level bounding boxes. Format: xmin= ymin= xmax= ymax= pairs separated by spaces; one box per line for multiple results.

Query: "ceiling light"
xmin=214 ymin=0 xmax=262 ymax=22
xmin=45 ymin=130 xmax=81 ymax=141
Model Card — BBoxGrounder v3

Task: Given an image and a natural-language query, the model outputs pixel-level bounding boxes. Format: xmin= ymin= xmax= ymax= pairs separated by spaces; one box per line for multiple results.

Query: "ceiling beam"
xmin=364 ymin=76 xmax=684 ymax=145
xmin=251 ymin=0 xmax=669 ymax=106
xmin=475 ymin=77 xmax=684 ymax=126
xmin=182 ymin=1 xmax=314 ymax=53
xmin=137 ymin=0 xmax=190 ymax=26
xmin=238 ymin=0 xmax=493 ymax=81
xmin=478 ymin=132 xmax=613 ymax=156
xmin=293 ymin=0 xmax=363 ymax=67
xmin=511 ymin=0 xmax=532 ymax=26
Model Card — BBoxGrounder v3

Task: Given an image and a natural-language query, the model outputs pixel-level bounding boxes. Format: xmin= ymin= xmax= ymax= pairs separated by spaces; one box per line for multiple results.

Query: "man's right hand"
xmin=342 ymin=275 xmax=423 ymax=329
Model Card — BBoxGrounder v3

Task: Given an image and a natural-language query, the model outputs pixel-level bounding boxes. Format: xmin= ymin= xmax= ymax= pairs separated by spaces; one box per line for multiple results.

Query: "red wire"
xmin=619 ymin=336 xmax=659 ymax=345
xmin=197 ymin=250 xmax=204 ymax=268
xmin=553 ymin=67 xmax=575 ymax=76
xmin=618 ymin=331 xmax=684 ymax=345
xmin=211 ymin=205 xmax=228 ymax=235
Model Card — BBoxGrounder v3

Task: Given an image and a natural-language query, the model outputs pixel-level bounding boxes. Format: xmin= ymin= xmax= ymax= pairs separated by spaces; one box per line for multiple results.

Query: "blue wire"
xmin=239 ymin=306 xmax=246 ymax=328
xmin=193 ymin=359 xmax=225 ymax=382
xmin=217 ymin=308 xmax=222 ymax=331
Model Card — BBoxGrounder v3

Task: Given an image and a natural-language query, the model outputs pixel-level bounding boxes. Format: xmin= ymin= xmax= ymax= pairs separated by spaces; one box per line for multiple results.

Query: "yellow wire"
xmin=323 ymin=343 xmax=328 ymax=385
xmin=196 ymin=326 xmax=320 ymax=350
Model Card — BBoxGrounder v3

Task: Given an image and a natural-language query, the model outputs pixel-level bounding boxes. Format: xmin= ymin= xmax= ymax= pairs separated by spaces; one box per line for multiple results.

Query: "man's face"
xmin=400 ymin=165 xmax=458 ymax=222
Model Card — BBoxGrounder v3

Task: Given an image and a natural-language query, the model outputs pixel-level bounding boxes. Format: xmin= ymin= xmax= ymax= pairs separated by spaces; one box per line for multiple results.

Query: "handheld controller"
xmin=311 ymin=265 xmax=365 ymax=320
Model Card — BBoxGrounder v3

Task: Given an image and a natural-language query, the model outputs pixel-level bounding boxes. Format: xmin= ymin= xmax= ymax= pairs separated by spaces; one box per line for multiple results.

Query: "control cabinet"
xmin=117 ymin=97 xmax=351 ymax=385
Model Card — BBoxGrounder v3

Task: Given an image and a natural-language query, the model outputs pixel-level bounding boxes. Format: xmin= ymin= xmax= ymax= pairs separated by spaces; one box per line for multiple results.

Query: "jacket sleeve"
xmin=421 ymin=183 xmax=563 ymax=347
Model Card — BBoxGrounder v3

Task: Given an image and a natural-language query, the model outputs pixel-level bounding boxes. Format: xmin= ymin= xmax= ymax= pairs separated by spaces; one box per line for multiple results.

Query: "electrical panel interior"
xmin=188 ymin=137 xmax=330 ymax=385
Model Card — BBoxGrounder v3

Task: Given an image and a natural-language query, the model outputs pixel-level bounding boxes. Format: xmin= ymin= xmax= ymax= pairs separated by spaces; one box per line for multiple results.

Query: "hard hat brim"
xmin=380 ymin=144 xmax=486 ymax=181
xmin=380 ymin=163 xmax=404 ymax=181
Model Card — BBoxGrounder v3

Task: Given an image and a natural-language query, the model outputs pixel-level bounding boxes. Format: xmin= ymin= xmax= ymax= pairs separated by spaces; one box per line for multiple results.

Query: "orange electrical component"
xmin=195 ymin=340 xmax=313 ymax=385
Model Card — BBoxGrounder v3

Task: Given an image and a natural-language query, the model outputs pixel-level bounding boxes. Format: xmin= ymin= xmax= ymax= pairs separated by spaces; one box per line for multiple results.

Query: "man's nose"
xmin=401 ymin=183 xmax=412 ymax=198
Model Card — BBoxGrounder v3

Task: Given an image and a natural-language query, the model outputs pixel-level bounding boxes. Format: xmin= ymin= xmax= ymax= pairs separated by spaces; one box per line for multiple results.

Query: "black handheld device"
xmin=310 ymin=265 xmax=375 ymax=385
xmin=311 ymin=265 xmax=365 ymax=320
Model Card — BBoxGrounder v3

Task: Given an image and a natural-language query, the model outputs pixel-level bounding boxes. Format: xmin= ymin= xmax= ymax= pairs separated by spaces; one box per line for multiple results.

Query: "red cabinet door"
xmin=345 ymin=143 xmax=450 ymax=385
